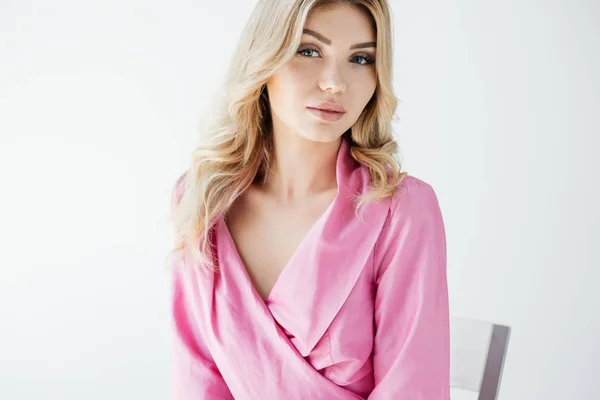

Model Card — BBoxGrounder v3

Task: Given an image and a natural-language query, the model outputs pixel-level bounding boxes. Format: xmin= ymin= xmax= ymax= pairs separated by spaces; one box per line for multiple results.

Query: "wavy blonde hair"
xmin=167 ymin=0 xmax=406 ymax=271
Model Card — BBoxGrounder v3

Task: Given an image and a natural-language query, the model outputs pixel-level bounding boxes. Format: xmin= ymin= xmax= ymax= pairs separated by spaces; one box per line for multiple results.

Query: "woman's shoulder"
xmin=387 ymin=173 xmax=444 ymax=226
xmin=373 ymin=174 xmax=446 ymax=279
xmin=393 ymin=173 xmax=439 ymax=200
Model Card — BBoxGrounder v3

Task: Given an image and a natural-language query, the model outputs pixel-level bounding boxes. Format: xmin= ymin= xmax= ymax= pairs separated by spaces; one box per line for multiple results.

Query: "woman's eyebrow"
xmin=302 ymin=28 xmax=376 ymax=49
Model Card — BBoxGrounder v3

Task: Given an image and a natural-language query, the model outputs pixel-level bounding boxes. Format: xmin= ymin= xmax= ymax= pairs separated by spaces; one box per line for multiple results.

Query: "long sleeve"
xmin=169 ymin=171 xmax=233 ymax=399
xmin=368 ymin=178 xmax=450 ymax=399
xmin=171 ymin=264 xmax=234 ymax=399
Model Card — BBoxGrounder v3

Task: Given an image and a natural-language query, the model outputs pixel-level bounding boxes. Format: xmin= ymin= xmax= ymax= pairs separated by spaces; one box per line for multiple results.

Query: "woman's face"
xmin=266 ymin=3 xmax=377 ymax=143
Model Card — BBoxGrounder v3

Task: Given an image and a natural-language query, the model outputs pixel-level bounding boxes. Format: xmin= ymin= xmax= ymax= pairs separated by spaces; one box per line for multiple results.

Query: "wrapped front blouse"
xmin=171 ymin=137 xmax=450 ymax=399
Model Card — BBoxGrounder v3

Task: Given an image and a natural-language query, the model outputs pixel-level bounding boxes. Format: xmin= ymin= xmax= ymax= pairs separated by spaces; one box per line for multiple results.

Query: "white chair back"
xmin=450 ymin=316 xmax=511 ymax=400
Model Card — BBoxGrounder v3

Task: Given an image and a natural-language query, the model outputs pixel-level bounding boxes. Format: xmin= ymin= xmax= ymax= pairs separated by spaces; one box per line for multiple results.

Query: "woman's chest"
xmin=224 ymin=188 xmax=337 ymax=302
xmin=203 ymin=184 xmax=390 ymax=394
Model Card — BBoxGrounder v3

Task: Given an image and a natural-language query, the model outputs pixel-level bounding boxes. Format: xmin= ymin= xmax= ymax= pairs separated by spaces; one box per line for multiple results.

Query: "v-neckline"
xmin=217 ymin=139 xmax=348 ymax=305
xmin=218 ymin=191 xmax=339 ymax=304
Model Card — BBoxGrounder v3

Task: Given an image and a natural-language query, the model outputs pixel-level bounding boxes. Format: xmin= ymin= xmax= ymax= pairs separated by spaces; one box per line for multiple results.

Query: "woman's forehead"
xmin=303 ymin=4 xmax=376 ymax=43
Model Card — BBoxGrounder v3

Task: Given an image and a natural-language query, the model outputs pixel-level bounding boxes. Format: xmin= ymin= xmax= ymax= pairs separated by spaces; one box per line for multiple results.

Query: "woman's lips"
xmin=307 ymin=107 xmax=346 ymax=122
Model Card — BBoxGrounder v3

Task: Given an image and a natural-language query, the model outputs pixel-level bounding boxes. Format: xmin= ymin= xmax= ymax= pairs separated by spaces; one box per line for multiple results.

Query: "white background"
xmin=1 ymin=0 xmax=598 ymax=399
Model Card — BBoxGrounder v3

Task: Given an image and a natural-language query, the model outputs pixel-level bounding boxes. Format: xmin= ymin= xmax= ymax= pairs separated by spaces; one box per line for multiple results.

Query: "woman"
xmin=168 ymin=0 xmax=449 ymax=398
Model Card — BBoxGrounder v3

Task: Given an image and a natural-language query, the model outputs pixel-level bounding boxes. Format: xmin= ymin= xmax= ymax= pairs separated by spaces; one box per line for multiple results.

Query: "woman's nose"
xmin=318 ymin=62 xmax=347 ymax=94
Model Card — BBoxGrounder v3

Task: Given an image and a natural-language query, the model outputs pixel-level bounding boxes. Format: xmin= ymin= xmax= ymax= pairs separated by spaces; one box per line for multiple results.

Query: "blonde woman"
xmin=169 ymin=0 xmax=449 ymax=398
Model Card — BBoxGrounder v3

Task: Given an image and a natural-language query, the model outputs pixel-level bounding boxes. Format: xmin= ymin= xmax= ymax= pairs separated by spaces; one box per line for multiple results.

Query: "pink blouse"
xmin=171 ymin=137 xmax=450 ymax=399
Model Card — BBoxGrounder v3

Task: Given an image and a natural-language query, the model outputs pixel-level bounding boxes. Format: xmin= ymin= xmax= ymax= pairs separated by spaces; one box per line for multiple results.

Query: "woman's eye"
xmin=297 ymin=48 xmax=375 ymax=66
xmin=298 ymin=48 xmax=319 ymax=57
xmin=351 ymin=55 xmax=375 ymax=65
